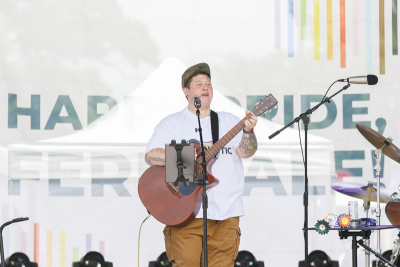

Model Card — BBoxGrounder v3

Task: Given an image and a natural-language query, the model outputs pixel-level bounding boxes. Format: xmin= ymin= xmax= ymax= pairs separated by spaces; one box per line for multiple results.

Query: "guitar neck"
xmin=202 ymin=112 xmax=252 ymax=163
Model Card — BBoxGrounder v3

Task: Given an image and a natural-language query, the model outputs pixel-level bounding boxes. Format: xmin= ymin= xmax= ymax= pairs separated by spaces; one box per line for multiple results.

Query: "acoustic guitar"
xmin=138 ymin=94 xmax=278 ymax=226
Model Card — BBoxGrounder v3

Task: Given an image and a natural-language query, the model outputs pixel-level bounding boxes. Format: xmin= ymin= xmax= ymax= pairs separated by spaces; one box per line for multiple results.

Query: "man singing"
xmin=145 ymin=63 xmax=258 ymax=266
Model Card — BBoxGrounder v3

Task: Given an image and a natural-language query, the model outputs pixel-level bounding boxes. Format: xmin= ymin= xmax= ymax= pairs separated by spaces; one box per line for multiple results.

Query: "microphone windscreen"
xmin=367 ymin=75 xmax=378 ymax=85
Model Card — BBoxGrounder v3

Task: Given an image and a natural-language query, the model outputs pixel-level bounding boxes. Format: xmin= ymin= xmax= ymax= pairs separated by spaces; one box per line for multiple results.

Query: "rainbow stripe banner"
xmin=327 ymin=0 xmax=333 ymax=60
xmin=314 ymin=0 xmax=320 ymax=60
xmin=32 ymin=224 xmax=106 ymax=266
xmin=380 ymin=0 xmax=385 ymax=74
xmin=273 ymin=0 xmax=399 ymax=74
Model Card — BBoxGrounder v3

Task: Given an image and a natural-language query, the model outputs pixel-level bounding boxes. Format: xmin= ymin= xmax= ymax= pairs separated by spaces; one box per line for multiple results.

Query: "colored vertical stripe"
xmin=60 ymin=231 xmax=66 ymax=267
xmin=393 ymin=0 xmax=398 ymax=55
xmin=99 ymin=241 xmax=105 ymax=256
xmin=73 ymin=248 xmax=79 ymax=261
xmin=380 ymin=0 xmax=385 ymax=74
xmin=366 ymin=0 xmax=373 ymax=72
xmin=21 ymin=232 xmax=27 ymax=253
xmin=47 ymin=230 xmax=53 ymax=267
xmin=34 ymin=223 xmax=40 ymax=263
xmin=340 ymin=0 xmax=346 ymax=68
xmin=86 ymin=234 xmax=92 ymax=252
xmin=327 ymin=0 xmax=333 ymax=60
xmin=275 ymin=0 xmax=281 ymax=49
xmin=288 ymin=0 xmax=294 ymax=57
xmin=314 ymin=0 xmax=320 ymax=60
xmin=301 ymin=0 xmax=307 ymax=40
xmin=353 ymin=0 xmax=359 ymax=56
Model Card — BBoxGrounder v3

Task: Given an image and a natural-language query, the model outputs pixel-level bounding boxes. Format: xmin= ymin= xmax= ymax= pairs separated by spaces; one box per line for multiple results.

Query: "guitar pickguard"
xmin=179 ymin=173 xmax=203 ymax=196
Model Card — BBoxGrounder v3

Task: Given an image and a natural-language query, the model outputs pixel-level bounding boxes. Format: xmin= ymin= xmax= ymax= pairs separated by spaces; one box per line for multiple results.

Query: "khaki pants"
xmin=163 ymin=217 xmax=241 ymax=267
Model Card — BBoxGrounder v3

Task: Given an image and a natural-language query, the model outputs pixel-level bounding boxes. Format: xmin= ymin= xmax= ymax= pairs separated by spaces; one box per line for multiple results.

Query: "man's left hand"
xmin=244 ymin=110 xmax=258 ymax=132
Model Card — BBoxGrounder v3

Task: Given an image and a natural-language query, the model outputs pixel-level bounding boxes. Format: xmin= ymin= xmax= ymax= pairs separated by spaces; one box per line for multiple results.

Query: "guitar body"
xmin=138 ymin=149 xmax=218 ymax=227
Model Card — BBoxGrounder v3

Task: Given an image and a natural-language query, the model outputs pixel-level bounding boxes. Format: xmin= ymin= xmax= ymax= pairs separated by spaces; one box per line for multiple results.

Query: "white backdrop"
xmin=1 ymin=0 xmax=399 ymax=266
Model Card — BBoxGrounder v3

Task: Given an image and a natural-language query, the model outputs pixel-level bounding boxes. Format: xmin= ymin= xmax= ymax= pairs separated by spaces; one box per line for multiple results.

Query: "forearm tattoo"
xmin=147 ymin=148 xmax=166 ymax=165
xmin=239 ymin=133 xmax=258 ymax=154
xmin=149 ymin=157 xmax=165 ymax=163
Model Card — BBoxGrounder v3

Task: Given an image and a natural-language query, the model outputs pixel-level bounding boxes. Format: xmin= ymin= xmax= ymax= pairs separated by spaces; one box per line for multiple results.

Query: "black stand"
xmin=0 ymin=217 xmax=29 ymax=267
xmin=169 ymin=140 xmax=191 ymax=186
xmin=269 ymin=83 xmax=351 ymax=267
xmin=338 ymin=230 xmax=396 ymax=267
xmin=193 ymin=108 xmax=209 ymax=267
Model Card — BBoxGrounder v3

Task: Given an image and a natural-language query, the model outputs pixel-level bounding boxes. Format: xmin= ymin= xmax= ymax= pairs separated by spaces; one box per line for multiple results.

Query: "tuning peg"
xmin=263 ymin=114 xmax=266 ymax=117
xmin=268 ymin=110 xmax=272 ymax=113
xmin=274 ymin=105 xmax=278 ymax=109
xmin=254 ymin=103 xmax=257 ymax=107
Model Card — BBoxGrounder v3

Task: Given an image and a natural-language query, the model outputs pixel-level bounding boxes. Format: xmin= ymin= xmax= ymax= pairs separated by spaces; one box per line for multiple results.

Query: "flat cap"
xmin=181 ymin=63 xmax=211 ymax=88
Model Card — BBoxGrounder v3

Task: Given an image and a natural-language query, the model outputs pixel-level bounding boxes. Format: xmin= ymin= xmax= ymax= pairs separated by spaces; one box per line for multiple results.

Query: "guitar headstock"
xmin=251 ymin=93 xmax=278 ymax=117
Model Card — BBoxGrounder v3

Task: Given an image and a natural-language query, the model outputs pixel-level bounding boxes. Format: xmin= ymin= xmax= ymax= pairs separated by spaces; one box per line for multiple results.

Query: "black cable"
xmin=321 ymin=80 xmax=338 ymax=103
xmin=297 ymin=121 xmax=305 ymax=167
xmin=298 ymin=80 xmax=340 ymax=169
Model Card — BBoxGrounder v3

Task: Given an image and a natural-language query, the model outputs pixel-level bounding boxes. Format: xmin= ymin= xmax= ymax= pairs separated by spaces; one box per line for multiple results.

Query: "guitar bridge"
xmin=166 ymin=183 xmax=183 ymax=198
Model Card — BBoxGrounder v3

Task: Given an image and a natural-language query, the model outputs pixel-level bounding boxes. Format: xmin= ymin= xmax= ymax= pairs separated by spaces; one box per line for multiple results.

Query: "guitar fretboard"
xmin=195 ymin=112 xmax=252 ymax=170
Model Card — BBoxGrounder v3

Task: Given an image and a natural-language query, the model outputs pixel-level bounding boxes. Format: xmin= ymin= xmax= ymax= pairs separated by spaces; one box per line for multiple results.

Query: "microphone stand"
xmin=193 ymin=107 xmax=209 ymax=267
xmin=0 ymin=217 xmax=29 ymax=267
xmin=269 ymin=83 xmax=351 ymax=267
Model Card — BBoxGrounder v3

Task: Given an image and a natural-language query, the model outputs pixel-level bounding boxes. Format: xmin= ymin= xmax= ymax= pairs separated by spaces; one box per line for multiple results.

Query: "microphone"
xmin=338 ymin=75 xmax=378 ymax=85
xmin=193 ymin=95 xmax=201 ymax=109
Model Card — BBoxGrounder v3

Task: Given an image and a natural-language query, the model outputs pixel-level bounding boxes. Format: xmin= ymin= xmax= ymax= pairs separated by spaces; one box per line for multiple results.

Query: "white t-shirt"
xmin=145 ymin=107 xmax=245 ymax=220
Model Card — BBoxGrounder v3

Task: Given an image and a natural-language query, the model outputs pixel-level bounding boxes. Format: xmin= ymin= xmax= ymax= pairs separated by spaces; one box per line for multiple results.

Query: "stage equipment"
xmin=72 ymin=251 xmax=113 ymax=267
xmin=331 ymin=182 xmax=391 ymax=203
xmin=337 ymin=75 xmax=378 ymax=85
xmin=165 ymin=139 xmax=195 ymax=185
xmin=192 ymin=91 xmax=211 ymax=267
xmin=315 ymin=220 xmax=330 ymax=235
xmin=268 ymin=76 xmax=366 ymax=266
xmin=386 ymin=190 xmax=400 ymax=226
xmin=372 ymin=250 xmax=400 ymax=267
xmin=298 ymin=250 xmax=339 ymax=267
xmin=356 ymin=122 xmax=400 ymax=265
xmin=0 ymin=217 xmax=29 ymax=267
xmin=234 ymin=251 xmax=264 ymax=267
xmin=148 ymin=252 xmax=172 ymax=267
xmin=4 ymin=252 xmax=37 ymax=267
xmin=138 ymin=94 xmax=278 ymax=227
xmin=304 ymin=225 xmax=400 ymax=267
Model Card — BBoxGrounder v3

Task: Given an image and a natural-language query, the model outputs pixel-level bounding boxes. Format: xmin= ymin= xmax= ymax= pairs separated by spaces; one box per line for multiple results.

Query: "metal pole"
xmin=365 ymin=238 xmax=370 ymax=267
xmin=303 ymin=116 xmax=309 ymax=267
xmin=374 ymin=149 xmax=383 ymax=263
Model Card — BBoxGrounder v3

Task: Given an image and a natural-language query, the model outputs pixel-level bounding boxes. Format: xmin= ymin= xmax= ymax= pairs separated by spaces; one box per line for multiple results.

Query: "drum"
xmin=385 ymin=192 xmax=400 ymax=226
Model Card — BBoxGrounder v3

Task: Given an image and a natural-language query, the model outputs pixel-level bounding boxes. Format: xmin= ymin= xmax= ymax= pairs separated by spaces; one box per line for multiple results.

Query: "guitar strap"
xmin=210 ymin=110 xmax=219 ymax=145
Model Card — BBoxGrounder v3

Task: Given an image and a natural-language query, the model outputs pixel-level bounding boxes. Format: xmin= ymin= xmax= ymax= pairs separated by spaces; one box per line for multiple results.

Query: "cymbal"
xmin=331 ymin=182 xmax=391 ymax=203
xmin=356 ymin=123 xmax=400 ymax=164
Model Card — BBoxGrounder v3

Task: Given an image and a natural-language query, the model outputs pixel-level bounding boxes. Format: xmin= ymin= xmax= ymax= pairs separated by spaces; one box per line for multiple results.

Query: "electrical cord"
xmin=297 ymin=121 xmax=305 ymax=168
xmin=138 ymin=214 xmax=152 ymax=267
xmin=320 ymin=80 xmax=338 ymax=103
xmin=297 ymin=81 xmax=338 ymax=181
